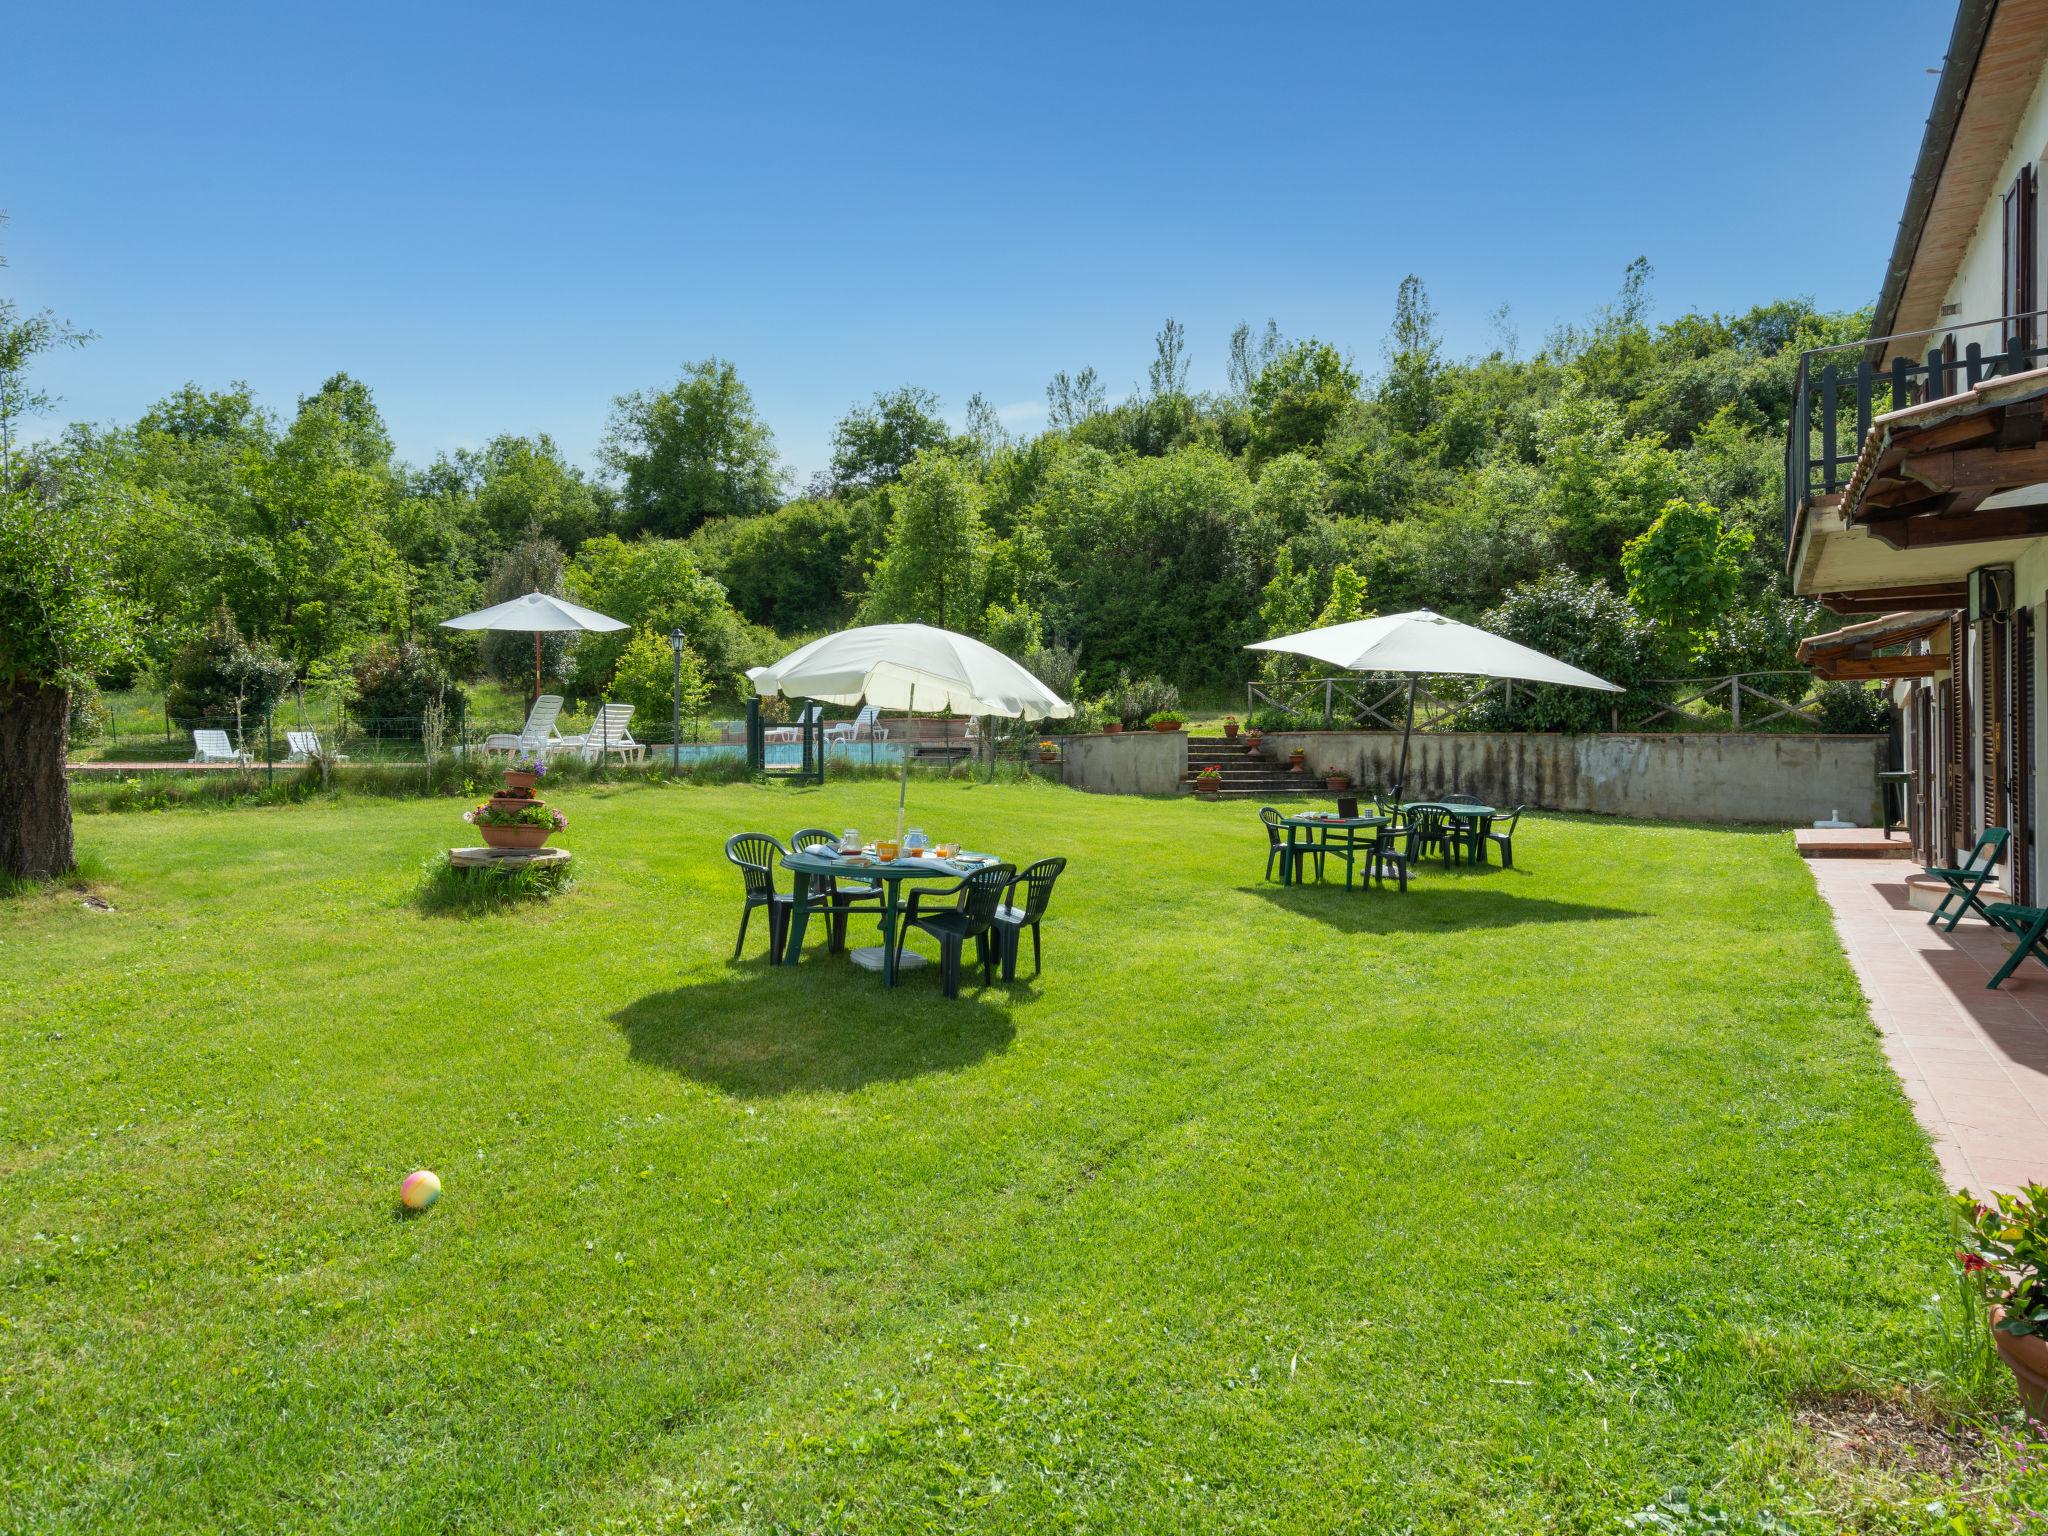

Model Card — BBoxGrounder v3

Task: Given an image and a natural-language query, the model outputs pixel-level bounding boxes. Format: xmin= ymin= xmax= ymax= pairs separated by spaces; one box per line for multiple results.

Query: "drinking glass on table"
xmin=839 ymin=828 xmax=860 ymax=853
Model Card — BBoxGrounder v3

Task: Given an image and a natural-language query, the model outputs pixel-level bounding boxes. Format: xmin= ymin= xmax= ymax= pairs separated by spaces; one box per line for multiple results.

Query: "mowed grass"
xmin=0 ymin=782 xmax=1975 ymax=1532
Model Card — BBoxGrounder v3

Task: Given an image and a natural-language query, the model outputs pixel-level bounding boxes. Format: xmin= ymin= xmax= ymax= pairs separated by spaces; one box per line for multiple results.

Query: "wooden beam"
xmin=1900 ymin=441 xmax=2048 ymax=489
xmin=2001 ymin=397 xmax=2047 ymax=448
xmin=1816 ymin=585 xmax=1965 ymax=615
xmin=1867 ymin=503 xmax=2048 ymax=549
xmin=1893 ymin=412 xmax=2000 ymax=454
xmin=1813 ymin=654 xmax=1943 ymax=680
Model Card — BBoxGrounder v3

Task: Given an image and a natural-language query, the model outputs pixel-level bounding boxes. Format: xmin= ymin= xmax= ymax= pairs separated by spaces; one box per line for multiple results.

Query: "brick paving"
xmin=1807 ymin=857 xmax=2048 ymax=1194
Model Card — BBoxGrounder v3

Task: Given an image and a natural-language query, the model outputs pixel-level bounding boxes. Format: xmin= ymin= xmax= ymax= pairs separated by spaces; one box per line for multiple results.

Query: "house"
xmin=1787 ymin=0 xmax=2048 ymax=900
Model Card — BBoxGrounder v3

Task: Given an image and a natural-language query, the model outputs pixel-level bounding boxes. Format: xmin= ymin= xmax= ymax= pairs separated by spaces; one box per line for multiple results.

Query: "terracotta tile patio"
xmin=1807 ymin=857 xmax=2048 ymax=1194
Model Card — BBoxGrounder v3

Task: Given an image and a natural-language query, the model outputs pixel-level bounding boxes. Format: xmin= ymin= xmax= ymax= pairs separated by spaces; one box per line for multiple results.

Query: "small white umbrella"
xmin=1246 ymin=608 xmax=1622 ymax=801
xmin=751 ymin=623 xmax=1072 ymax=840
xmin=440 ymin=592 xmax=627 ymax=702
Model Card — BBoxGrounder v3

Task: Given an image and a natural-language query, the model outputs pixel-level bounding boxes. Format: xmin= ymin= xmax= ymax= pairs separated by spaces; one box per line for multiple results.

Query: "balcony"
xmin=1785 ymin=311 xmax=2048 ymax=609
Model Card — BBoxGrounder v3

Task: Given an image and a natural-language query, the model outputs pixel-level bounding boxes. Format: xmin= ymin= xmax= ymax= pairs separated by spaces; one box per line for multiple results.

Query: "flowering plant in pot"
xmin=1222 ymin=715 xmax=1239 ymax=740
xmin=503 ymin=755 xmax=547 ymax=794
xmin=1037 ymin=738 xmax=1059 ymax=763
xmin=1287 ymin=747 xmax=1307 ymax=773
xmin=1194 ymin=765 xmax=1223 ymax=800
xmin=1147 ymin=711 xmax=1186 ymax=733
xmin=465 ymin=800 xmax=568 ymax=850
xmin=1243 ymin=728 xmax=1263 ymax=756
xmin=1956 ymin=1184 xmax=2048 ymax=1420
xmin=1324 ymin=765 xmax=1351 ymax=791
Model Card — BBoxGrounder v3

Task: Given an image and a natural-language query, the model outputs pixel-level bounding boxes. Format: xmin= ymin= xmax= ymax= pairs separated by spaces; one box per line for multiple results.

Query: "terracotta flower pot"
xmin=1103 ymin=723 xmax=1124 ymax=735
xmin=1326 ymin=776 xmax=1349 ymax=791
xmin=1992 ymin=1307 xmax=2048 ymax=1423
xmin=479 ymin=822 xmax=550 ymax=850
xmin=503 ymin=769 xmax=539 ymax=792
xmin=488 ymin=792 xmax=539 ymax=813
xmin=1152 ymin=721 xmax=1181 ymax=732
xmin=1223 ymin=722 xmax=1239 ymax=739
xmin=1039 ymin=751 xmax=1059 ymax=763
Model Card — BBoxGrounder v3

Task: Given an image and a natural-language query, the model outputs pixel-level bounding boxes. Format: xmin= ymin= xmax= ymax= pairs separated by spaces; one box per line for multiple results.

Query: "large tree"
xmin=1 ymin=457 xmax=133 ymax=879
xmin=602 ymin=358 xmax=783 ymax=536
xmin=860 ymin=450 xmax=990 ymax=633
xmin=829 ymin=385 xmax=951 ymax=492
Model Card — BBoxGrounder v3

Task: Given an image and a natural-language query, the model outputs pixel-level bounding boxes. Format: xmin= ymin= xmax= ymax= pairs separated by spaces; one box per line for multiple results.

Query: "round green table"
xmin=1402 ymin=802 xmax=1499 ymax=864
xmin=1277 ymin=812 xmax=1390 ymax=886
xmin=779 ymin=847 xmax=1003 ymax=986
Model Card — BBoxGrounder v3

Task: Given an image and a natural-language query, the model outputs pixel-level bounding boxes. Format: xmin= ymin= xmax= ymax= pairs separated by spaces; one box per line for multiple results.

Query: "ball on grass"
xmin=400 ymin=1169 xmax=441 ymax=1211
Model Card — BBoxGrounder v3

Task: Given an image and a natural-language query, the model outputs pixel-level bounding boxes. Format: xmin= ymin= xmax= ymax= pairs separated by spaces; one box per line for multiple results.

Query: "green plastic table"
xmin=1402 ymin=802 xmax=1499 ymax=864
xmin=779 ymin=847 xmax=1001 ymax=986
xmin=1278 ymin=813 xmax=1390 ymax=886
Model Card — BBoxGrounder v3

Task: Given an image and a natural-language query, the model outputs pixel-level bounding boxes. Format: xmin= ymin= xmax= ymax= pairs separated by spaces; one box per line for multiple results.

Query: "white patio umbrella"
xmin=1246 ymin=608 xmax=1622 ymax=802
xmin=750 ymin=622 xmax=1072 ymax=841
xmin=440 ymin=592 xmax=627 ymax=702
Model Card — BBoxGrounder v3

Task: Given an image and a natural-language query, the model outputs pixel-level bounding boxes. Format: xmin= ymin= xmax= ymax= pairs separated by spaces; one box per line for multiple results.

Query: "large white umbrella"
xmin=1246 ymin=608 xmax=1622 ymax=801
xmin=751 ymin=623 xmax=1072 ymax=840
xmin=440 ymin=592 xmax=627 ymax=702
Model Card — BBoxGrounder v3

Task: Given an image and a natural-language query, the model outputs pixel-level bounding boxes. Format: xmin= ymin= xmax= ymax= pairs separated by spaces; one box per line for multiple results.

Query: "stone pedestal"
xmin=448 ymin=846 xmax=572 ymax=871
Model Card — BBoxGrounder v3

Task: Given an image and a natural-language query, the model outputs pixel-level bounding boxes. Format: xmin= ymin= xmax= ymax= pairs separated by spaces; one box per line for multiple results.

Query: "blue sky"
xmin=11 ymin=1 xmax=1952 ymax=483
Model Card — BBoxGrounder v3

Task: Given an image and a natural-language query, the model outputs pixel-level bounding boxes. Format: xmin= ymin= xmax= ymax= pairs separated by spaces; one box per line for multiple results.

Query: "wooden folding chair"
xmin=1925 ymin=827 xmax=2009 ymax=932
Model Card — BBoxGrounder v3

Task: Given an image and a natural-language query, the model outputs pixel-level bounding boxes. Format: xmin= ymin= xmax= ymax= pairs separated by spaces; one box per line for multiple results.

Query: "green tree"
xmin=481 ymin=534 xmax=570 ymax=695
xmin=1478 ymin=571 xmax=1656 ymax=732
xmin=1247 ymin=340 xmax=1361 ymax=463
xmin=1315 ymin=562 xmax=1371 ymax=627
xmin=605 ymin=625 xmax=709 ymax=728
xmin=564 ymin=534 xmax=749 ymax=699
xmin=1534 ymin=384 xmax=1684 ymax=576
xmin=1 ymin=452 xmax=133 ymax=878
xmin=471 ymin=434 xmax=607 ymax=550
xmin=829 ymin=386 xmax=951 ymax=492
xmin=1380 ymin=275 xmax=1441 ymax=437
xmin=602 ymin=358 xmax=783 ymax=536
xmin=860 ymin=451 xmax=989 ymax=633
xmin=1621 ymin=498 xmax=1753 ymax=657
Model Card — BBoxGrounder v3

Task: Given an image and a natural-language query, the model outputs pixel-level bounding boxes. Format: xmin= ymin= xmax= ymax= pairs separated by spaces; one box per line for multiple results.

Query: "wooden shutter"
xmin=1983 ymin=617 xmax=2008 ymax=832
xmin=2016 ymin=606 xmax=2036 ymax=903
xmin=1914 ymin=686 xmax=1935 ymax=865
xmin=1948 ymin=614 xmax=1969 ymax=854
xmin=2008 ymin=165 xmax=2039 ymax=348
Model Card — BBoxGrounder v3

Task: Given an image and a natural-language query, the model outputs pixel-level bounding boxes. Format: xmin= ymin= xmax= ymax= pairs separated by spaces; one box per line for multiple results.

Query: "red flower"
xmin=1961 ymin=1251 xmax=1990 ymax=1272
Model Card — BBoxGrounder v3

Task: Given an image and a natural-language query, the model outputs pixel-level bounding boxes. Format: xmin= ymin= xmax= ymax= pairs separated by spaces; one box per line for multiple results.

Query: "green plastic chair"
xmin=1487 ymin=806 xmax=1526 ymax=868
xmin=893 ymin=862 xmax=1017 ymax=998
xmin=1404 ymin=803 xmax=1468 ymax=868
xmin=724 ymin=832 xmax=828 ymax=962
xmin=1925 ymin=827 xmax=2009 ymax=932
xmin=1983 ymin=901 xmax=2048 ymax=989
xmin=1260 ymin=806 xmax=1321 ymax=883
xmin=996 ymin=857 xmax=1067 ymax=979
xmin=791 ymin=826 xmax=884 ymax=952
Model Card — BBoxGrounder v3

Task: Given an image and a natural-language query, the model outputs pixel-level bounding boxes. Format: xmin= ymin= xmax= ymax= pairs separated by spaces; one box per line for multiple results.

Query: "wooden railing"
xmin=1783 ymin=309 xmax=2048 ymax=555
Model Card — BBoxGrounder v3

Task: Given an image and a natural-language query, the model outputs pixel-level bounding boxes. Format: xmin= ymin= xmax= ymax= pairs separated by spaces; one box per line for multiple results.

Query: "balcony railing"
xmin=1783 ymin=309 xmax=2048 ymax=555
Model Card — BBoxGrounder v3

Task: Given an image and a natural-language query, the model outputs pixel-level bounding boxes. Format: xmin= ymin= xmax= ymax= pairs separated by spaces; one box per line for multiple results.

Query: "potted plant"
xmin=465 ymin=800 xmax=568 ymax=851
xmin=1957 ymin=1185 xmax=2048 ymax=1421
xmin=1103 ymin=720 xmax=1124 ymax=735
xmin=1194 ymin=765 xmax=1223 ymax=801
xmin=1325 ymin=765 xmax=1351 ymax=791
xmin=1223 ymin=715 xmax=1240 ymax=740
xmin=503 ymin=755 xmax=546 ymax=794
xmin=1038 ymin=738 xmax=1060 ymax=763
xmin=1243 ymin=727 xmax=1263 ymax=756
xmin=1288 ymin=746 xmax=1307 ymax=773
xmin=1147 ymin=711 xmax=1186 ymax=733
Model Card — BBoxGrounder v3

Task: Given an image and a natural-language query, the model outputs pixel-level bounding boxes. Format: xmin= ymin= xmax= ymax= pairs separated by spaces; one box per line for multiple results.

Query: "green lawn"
xmin=0 ymin=783 xmax=2002 ymax=1531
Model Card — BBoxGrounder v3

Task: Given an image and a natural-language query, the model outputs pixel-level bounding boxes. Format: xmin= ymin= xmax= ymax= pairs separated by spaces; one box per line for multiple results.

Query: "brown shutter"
xmin=2016 ymin=606 xmax=2036 ymax=902
xmin=1948 ymin=615 xmax=1969 ymax=854
xmin=1983 ymin=617 xmax=2008 ymax=833
xmin=2008 ymin=166 xmax=2040 ymax=348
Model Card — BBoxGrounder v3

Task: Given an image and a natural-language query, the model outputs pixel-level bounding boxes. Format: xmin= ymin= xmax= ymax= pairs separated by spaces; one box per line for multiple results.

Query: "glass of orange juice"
xmin=877 ymin=840 xmax=900 ymax=861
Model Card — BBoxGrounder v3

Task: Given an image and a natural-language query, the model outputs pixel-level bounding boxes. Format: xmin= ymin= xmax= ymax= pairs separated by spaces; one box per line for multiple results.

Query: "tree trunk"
xmin=0 ymin=682 xmax=75 ymax=880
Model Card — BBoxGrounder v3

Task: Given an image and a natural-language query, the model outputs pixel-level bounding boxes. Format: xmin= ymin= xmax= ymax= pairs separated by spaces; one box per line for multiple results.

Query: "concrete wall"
xmin=1257 ymin=730 xmax=1885 ymax=825
xmin=1060 ymin=729 xmax=1187 ymax=796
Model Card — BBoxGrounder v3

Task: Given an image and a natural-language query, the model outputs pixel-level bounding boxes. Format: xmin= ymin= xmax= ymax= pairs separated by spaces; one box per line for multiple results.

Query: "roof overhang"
xmin=1836 ymin=369 xmax=2048 ymax=545
xmin=1873 ymin=0 xmax=2048 ymax=354
xmin=1797 ymin=610 xmax=1952 ymax=679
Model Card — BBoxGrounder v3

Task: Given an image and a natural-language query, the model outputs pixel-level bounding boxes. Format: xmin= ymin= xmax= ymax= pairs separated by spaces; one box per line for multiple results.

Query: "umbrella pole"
xmin=896 ymin=683 xmax=914 ymax=845
xmin=532 ymin=632 xmax=542 ymax=706
xmin=1393 ymin=674 xmax=1418 ymax=804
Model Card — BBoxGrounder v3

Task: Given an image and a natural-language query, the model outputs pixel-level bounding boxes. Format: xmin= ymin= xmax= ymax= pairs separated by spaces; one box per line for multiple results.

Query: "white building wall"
xmin=1944 ymin=66 xmax=2048 ymax=324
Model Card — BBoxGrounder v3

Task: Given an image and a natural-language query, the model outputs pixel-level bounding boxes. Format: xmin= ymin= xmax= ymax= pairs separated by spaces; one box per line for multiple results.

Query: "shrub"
xmin=1468 ymin=571 xmax=1658 ymax=733
xmin=1115 ymin=675 xmax=1180 ymax=727
xmin=164 ymin=602 xmax=296 ymax=721
xmin=67 ymin=687 xmax=108 ymax=747
xmin=1145 ymin=710 xmax=1186 ymax=729
xmin=351 ymin=639 xmax=458 ymax=731
xmin=1810 ymin=679 xmax=1891 ymax=734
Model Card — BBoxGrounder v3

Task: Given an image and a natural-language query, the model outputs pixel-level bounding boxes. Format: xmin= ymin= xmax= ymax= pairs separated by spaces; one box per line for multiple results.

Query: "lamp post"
xmin=669 ymin=627 xmax=686 ymax=772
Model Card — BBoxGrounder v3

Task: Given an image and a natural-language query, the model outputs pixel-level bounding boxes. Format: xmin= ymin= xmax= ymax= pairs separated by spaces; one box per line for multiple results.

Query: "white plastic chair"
xmin=190 ymin=729 xmax=250 ymax=765
xmin=481 ymin=695 xmax=565 ymax=758
xmin=825 ymin=704 xmax=888 ymax=745
xmin=563 ymin=702 xmax=645 ymax=764
xmin=765 ymin=704 xmax=822 ymax=744
xmin=284 ymin=730 xmax=349 ymax=764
